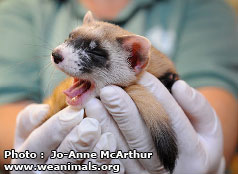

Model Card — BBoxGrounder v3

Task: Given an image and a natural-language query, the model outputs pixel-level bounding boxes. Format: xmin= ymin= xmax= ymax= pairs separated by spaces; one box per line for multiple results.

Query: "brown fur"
xmin=147 ymin=47 xmax=176 ymax=77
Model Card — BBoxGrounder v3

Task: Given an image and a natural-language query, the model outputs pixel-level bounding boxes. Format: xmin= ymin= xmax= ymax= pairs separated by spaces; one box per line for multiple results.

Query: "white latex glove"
xmin=95 ymin=72 xmax=225 ymax=174
xmin=11 ymin=104 xmax=121 ymax=174
xmin=85 ymin=99 xmax=157 ymax=174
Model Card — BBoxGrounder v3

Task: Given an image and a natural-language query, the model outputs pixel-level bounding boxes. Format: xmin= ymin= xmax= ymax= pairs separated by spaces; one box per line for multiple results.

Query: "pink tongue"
xmin=63 ymin=82 xmax=87 ymax=98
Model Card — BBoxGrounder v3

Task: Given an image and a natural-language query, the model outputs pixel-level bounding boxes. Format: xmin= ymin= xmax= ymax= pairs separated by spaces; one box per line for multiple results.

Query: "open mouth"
xmin=63 ymin=78 xmax=94 ymax=107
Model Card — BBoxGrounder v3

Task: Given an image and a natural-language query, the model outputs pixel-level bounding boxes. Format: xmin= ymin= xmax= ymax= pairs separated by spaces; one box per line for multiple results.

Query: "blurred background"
xmin=226 ymin=1 xmax=238 ymax=173
xmin=228 ymin=0 xmax=238 ymax=13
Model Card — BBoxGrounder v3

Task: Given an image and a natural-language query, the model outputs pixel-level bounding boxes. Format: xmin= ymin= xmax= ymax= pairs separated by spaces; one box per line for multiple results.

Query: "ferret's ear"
xmin=83 ymin=11 xmax=95 ymax=25
xmin=117 ymin=35 xmax=151 ymax=75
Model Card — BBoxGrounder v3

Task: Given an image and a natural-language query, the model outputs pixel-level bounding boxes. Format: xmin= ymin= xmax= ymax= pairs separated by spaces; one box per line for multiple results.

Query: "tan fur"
xmin=44 ymin=11 xmax=178 ymax=172
xmin=125 ymin=84 xmax=169 ymax=127
xmin=43 ymin=78 xmax=72 ymax=120
xmin=147 ymin=47 xmax=176 ymax=77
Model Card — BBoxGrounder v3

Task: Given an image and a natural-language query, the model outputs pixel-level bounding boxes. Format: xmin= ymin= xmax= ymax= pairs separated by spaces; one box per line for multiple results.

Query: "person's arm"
xmin=0 ymin=101 xmax=32 ymax=169
xmin=198 ymin=87 xmax=238 ymax=165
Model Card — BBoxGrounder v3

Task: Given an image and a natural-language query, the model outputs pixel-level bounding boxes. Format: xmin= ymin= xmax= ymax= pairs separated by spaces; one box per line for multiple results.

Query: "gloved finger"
xmin=172 ymin=80 xmax=224 ymax=170
xmin=13 ymin=106 xmax=84 ymax=164
xmin=172 ymin=80 xmax=220 ymax=136
xmin=217 ymin=157 xmax=225 ymax=174
xmin=43 ymin=118 xmax=101 ymax=174
xmin=14 ymin=104 xmax=49 ymax=149
xmin=85 ymin=98 xmax=146 ymax=174
xmin=137 ymin=72 xmax=201 ymax=151
xmin=79 ymin=132 xmax=123 ymax=174
xmin=100 ymin=86 xmax=167 ymax=174
xmin=85 ymin=98 xmax=116 ymax=132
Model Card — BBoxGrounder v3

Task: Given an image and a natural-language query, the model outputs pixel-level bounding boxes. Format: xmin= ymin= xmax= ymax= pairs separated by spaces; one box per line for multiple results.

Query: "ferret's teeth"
xmin=72 ymin=97 xmax=77 ymax=102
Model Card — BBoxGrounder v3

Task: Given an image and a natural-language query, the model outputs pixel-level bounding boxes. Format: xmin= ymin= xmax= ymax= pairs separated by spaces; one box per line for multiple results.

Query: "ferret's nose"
xmin=52 ymin=51 xmax=64 ymax=64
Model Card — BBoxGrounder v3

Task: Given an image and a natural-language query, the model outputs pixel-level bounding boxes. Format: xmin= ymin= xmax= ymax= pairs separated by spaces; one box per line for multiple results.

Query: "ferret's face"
xmin=51 ymin=11 xmax=150 ymax=107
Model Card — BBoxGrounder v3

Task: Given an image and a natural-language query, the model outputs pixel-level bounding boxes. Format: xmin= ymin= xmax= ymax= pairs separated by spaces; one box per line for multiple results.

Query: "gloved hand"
xmin=12 ymin=104 xmax=123 ymax=174
xmin=85 ymin=99 xmax=160 ymax=174
xmin=91 ymin=72 xmax=225 ymax=174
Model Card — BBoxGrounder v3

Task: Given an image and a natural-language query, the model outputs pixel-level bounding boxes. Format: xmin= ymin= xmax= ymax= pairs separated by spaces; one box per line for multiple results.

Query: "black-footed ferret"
xmin=44 ymin=11 xmax=179 ymax=173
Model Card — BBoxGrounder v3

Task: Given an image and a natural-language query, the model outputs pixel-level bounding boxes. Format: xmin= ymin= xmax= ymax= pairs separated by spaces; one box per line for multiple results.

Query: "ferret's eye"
xmin=87 ymin=48 xmax=107 ymax=58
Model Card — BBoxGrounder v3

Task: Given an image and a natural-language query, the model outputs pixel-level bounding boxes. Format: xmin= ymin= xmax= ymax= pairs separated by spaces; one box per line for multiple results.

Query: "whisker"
xmin=23 ymin=44 xmax=53 ymax=51
xmin=35 ymin=54 xmax=51 ymax=60
xmin=43 ymin=67 xmax=56 ymax=96
xmin=38 ymin=62 xmax=53 ymax=77
xmin=34 ymin=34 xmax=54 ymax=49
